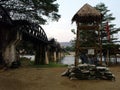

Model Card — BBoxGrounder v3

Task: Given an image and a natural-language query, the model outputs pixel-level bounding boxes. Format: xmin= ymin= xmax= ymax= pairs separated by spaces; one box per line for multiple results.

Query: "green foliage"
xmin=17 ymin=41 xmax=35 ymax=54
xmin=79 ymin=30 xmax=98 ymax=47
xmin=71 ymin=29 xmax=76 ymax=34
xmin=95 ymin=3 xmax=120 ymax=50
xmin=95 ymin=3 xmax=119 ymax=43
xmin=20 ymin=57 xmax=32 ymax=66
xmin=65 ymin=46 xmax=75 ymax=51
xmin=0 ymin=0 xmax=60 ymax=24
xmin=30 ymin=61 xmax=68 ymax=68
xmin=95 ymin=3 xmax=114 ymax=22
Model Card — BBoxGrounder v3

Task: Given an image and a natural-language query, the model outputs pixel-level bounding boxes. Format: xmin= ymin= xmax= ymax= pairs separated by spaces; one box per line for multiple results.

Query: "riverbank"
xmin=0 ymin=66 xmax=120 ymax=90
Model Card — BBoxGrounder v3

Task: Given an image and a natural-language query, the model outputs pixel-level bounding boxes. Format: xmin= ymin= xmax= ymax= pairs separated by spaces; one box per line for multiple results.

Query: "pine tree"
xmin=95 ymin=3 xmax=120 ymax=63
xmin=95 ymin=3 xmax=120 ymax=45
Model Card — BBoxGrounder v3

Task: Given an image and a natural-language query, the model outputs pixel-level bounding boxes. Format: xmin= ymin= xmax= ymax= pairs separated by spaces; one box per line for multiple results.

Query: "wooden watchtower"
xmin=72 ymin=4 xmax=103 ymax=66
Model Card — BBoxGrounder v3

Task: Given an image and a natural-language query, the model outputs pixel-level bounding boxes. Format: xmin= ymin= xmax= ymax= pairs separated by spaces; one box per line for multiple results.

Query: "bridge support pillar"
xmin=53 ymin=51 xmax=57 ymax=62
xmin=58 ymin=52 xmax=61 ymax=60
xmin=3 ymin=44 xmax=16 ymax=66
xmin=45 ymin=51 xmax=49 ymax=64
xmin=35 ymin=44 xmax=48 ymax=65
xmin=60 ymin=52 xmax=64 ymax=58
xmin=3 ymin=32 xmax=22 ymax=66
xmin=35 ymin=45 xmax=41 ymax=65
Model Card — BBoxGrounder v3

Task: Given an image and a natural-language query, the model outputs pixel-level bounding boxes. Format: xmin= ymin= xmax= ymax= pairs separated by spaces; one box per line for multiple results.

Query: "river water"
xmin=60 ymin=55 xmax=75 ymax=65
xmin=20 ymin=55 xmax=120 ymax=65
xmin=20 ymin=55 xmax=77 ymax=65
xmin=60 ymin=55 xmax=82 ymax=65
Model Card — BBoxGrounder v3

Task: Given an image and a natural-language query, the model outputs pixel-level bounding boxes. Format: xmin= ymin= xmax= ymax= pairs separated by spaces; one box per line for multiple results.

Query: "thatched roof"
xmin=72 ymin=3 xmax=103 ymax=23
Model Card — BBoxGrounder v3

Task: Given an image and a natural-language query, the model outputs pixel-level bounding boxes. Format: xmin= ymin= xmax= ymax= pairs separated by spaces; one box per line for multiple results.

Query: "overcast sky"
xmin=42 ymin=0 xmax=120 ymax=42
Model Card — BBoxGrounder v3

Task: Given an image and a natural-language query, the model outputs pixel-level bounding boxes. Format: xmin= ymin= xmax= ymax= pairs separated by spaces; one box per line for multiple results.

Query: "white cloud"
xmin=42 ymin=18 xmax=76 ymax=42
xmin=42 ymin=0 xmax=120 ymax=42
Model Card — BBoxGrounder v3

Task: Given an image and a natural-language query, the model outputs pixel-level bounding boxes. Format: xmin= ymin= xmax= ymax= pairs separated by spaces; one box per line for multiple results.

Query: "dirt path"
xmin=0 ymin=66 xmax=120 ymax=90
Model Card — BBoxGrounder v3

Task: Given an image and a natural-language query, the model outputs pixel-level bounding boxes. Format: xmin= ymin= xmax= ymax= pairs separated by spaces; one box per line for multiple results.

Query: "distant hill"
xmin=60 ymin=42 xmax=72 ymax=48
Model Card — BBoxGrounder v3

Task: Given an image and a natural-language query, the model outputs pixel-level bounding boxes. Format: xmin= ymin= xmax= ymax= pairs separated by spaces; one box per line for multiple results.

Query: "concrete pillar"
xmin=60 ymin=52 xmax=63 ymax=58
xmin=3 ymin=46 xmax=10 ymax=65
xmin=35 ymin=44 xmax=47 ymax=65
xmin=53 ymin=51 xmax=57 ymax=62
xmin=45 ymin=51 xmax=49 ymax=64
xmin=41 ymin=44 xmax=45 ymax=64
xmin=3 ymin=44 xmax=16 ymax=66
xmin=10 ymin=44 xmax=16 ymax=62
xmin=59 ymin=52 xmax=62 ymax=59
xmin=57 ymin=52 xmax=61 ymax=60
xmin=3 ymin=31 xmax=22 ymax=66
xmin=35 ymin=45 xmax=41 ymax=65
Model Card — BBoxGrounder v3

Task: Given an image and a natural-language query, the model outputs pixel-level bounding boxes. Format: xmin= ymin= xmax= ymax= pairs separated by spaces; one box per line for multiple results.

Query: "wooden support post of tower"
xmin=98 ymin=24 xmax=103 ymax=64
xmin=74 ymin=23 xmax=80 ymax=66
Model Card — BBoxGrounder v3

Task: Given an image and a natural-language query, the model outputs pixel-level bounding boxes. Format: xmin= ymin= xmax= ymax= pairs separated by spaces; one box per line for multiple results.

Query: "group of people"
xmin=80 ymin=53 xmax=99 ymax=65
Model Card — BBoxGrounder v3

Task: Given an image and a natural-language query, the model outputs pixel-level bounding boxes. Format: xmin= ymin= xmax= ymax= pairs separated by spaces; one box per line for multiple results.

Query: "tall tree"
xmin=95 ymin=3 xmax=120 ymax=44
xmin=0 ymin=0 xmax=60 ymax=24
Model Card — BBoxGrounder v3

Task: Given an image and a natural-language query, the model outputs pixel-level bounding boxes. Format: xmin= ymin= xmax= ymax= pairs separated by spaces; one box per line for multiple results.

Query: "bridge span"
xmin=0 ymin=5 xmax=64 ymax=67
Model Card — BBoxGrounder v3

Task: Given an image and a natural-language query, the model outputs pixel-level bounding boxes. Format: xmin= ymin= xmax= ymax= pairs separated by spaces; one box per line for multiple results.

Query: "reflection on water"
xmin=60 ymin=55 xmax=81 ymax=65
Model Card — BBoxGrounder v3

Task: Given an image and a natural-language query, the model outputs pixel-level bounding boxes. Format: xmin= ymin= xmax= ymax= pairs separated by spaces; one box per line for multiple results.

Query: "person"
xmin=88 ymin=55 xmax=94 ymax=64
xmin=80 ymin=53 xmax=88 ymax=64
xmin=93 ymin=55 xmax=99 ymax=65
xmin=103 ymin=50 xmax=107 ymax=65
